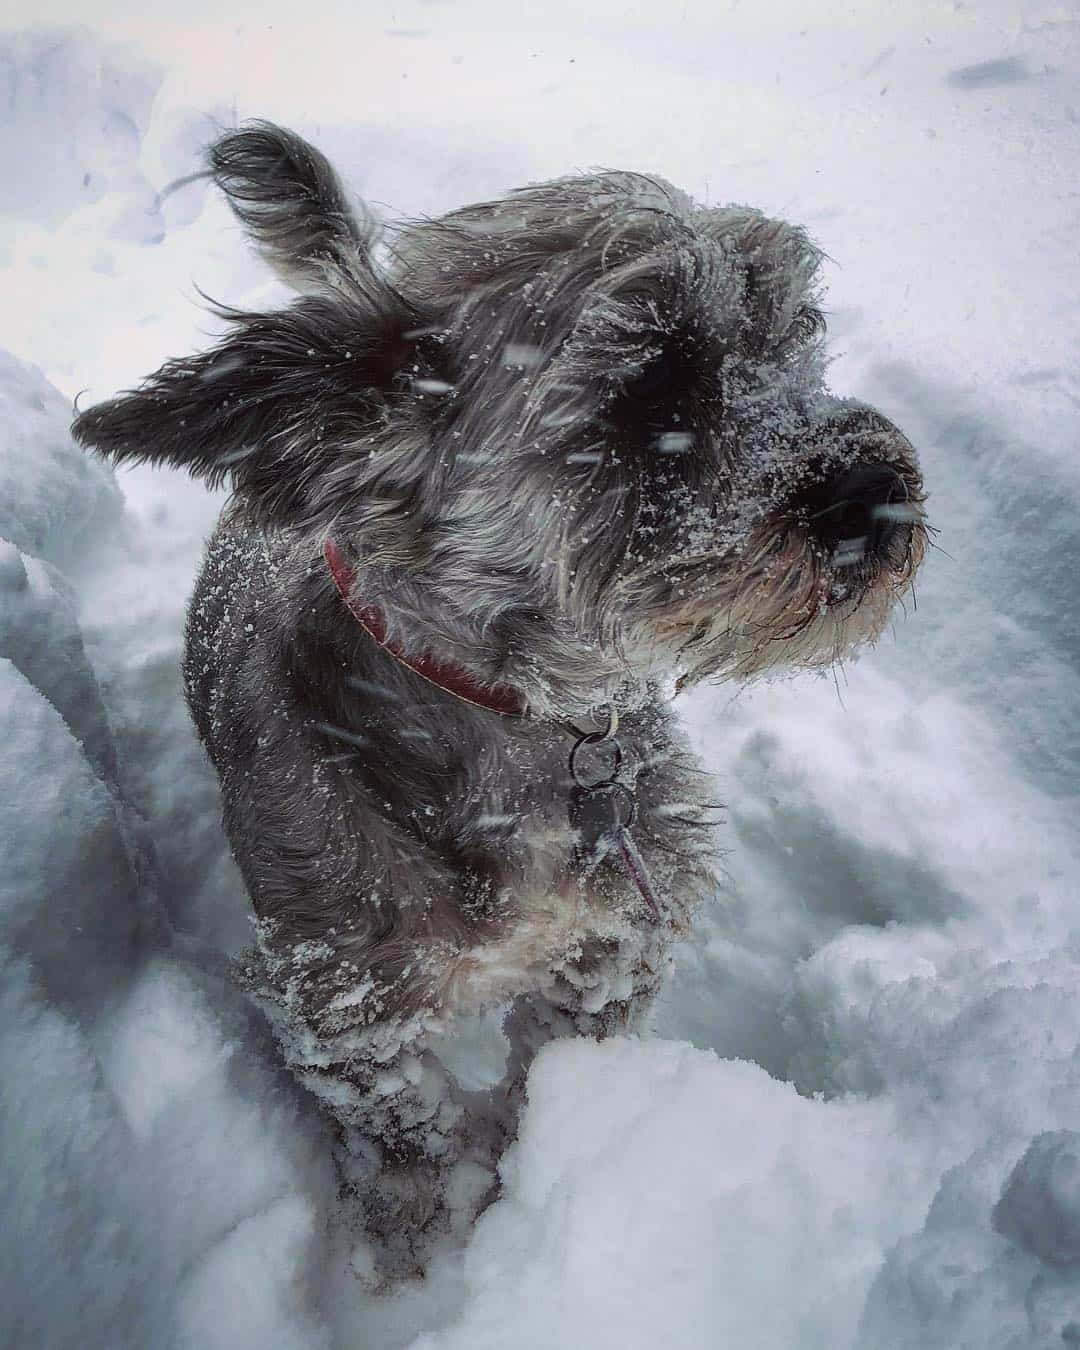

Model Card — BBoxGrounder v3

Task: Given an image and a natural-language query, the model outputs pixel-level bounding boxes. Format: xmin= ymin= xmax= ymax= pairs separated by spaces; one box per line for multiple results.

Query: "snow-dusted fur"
xmin=73 ymin=122 xmax=925 ymax=1277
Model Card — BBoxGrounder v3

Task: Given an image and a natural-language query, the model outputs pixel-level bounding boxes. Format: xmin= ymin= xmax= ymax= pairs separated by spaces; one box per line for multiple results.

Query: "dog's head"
xmin=74 ymin=122 xmax=925 ymax=710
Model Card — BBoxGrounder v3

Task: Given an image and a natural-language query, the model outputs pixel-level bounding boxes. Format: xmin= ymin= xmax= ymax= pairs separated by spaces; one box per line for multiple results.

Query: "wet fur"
xmin=73 ymin=122 xmax=925 ymax=1277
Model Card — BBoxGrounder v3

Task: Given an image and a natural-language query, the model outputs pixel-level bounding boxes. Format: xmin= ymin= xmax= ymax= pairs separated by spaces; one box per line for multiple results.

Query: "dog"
xmin=73 ymin=122 xmax=926 ymax=1276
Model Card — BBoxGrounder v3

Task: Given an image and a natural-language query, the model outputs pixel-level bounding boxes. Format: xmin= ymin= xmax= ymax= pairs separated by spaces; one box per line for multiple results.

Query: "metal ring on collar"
xmin=569 ymin=731 xmax=624 ymax=789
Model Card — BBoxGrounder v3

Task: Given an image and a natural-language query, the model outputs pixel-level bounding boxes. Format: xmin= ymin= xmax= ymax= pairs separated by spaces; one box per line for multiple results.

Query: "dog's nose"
xmin=806 ymin=463 xmax=910 ymax=564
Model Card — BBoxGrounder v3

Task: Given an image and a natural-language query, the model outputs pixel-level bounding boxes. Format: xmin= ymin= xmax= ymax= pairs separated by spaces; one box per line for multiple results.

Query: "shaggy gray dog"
xmin=74 ymin=123 xmax=926 ymax=1277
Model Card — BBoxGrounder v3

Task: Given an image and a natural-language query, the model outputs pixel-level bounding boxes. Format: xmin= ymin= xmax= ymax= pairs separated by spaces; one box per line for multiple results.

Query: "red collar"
xmin=324 ymin=539 xmax=528 ymax=717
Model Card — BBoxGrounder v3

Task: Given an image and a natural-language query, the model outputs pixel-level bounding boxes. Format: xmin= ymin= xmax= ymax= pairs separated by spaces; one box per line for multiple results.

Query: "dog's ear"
xmin=72 ymin=291 xmax=416 ymax=530
xmin=208 ymin=121 xmax=373 ymax=291
xmin=73 ymin=125 xmax=424 ymax=530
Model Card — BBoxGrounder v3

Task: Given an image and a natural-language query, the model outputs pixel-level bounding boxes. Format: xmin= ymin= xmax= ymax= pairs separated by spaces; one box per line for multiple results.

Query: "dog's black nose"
xmin=805 ymin=463 xmax=910 ymax=564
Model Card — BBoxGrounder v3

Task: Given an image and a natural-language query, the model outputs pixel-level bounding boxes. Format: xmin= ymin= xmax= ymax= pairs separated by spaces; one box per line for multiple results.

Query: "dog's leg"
xmin=316 ymin=930 xmax=665 ymax=1272
xmin=495 ymin=930 xmax=667 ymax=1149
xmin=249 ymin=927 xmax=505 ymax=1280
xmin=304 ymin=1037 xmax=480 ymax=1278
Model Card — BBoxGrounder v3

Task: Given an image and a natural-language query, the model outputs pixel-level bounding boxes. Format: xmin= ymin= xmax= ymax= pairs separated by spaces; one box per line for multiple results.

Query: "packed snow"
xmin=2 ymin=3 xmax=1079 ymax=1346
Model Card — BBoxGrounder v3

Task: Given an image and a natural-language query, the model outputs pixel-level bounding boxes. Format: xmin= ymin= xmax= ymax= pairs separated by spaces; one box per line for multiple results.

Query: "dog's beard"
xmin=612 ymin=505 xmax=928 ymax=687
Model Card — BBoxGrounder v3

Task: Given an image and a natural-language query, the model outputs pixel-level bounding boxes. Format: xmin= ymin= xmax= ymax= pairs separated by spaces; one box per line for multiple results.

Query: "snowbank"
xmin=0 ymin=341 xmax=336 ymax=1349
xmin=416 ymin=1040 xmax=910 ymax=1350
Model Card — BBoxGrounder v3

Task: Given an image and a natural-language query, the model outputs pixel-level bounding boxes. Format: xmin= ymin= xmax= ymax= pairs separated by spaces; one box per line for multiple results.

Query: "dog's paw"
xmin=335 ymin=1119 xmax=500 ymax=1286
xmin=544 ymin=940 xmax=665 ymax=1028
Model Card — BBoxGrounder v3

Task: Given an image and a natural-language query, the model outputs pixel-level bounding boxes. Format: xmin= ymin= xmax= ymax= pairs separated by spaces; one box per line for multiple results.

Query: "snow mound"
xmin=415 ymin=1037 xmax=910 ymax=1350
xmin=0 ymin=350 xmax=123 ymax=570
xmin=0 ymin=26 xmax=160 ymax=227
xmin=0 ymin=344 xmax=336 ymax=1348
xmin=995 ymin=1132 xmax=1080 ymax=1270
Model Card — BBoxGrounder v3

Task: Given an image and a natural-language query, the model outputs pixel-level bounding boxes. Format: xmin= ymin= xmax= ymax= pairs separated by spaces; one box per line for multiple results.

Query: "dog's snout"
xmin=805 ymin=463 xmax=910 ymax=564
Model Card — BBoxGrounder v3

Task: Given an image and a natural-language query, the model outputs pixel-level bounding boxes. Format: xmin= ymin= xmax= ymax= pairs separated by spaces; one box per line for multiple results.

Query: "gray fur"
xmin=73 ymin=122 xmax=926 ymax=1279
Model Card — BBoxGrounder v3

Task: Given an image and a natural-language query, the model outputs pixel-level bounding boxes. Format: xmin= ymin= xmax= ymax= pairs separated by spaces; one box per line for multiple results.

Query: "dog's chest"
xmin=432 ymin=714 xmax=678 ymax=917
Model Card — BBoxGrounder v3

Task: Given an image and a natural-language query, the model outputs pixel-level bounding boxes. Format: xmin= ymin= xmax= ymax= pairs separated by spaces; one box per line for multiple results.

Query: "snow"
xmin=995 ymin=1132 xmax=1080 ymax=1269
xmin=2 ymin=3 xmax=1079 ymax=1347
xmin=412 ymin=1040 xmax=917 ymax=1350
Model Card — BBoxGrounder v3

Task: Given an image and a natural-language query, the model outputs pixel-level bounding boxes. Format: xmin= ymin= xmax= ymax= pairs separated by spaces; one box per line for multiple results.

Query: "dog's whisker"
xmin=156 ymin=167 xmax=215 ymax=203
xmin=928 ymin=538 xmax=956 ymax=563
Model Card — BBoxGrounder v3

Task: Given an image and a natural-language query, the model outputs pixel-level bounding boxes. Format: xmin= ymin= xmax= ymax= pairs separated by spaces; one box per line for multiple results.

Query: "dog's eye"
xmin=621 ymin=349 xmax=680 ymax=404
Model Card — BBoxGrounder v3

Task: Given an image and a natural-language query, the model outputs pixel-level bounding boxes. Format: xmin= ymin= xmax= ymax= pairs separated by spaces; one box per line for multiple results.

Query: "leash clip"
xmin=566 ymin=706 xmax=665 ymax=925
